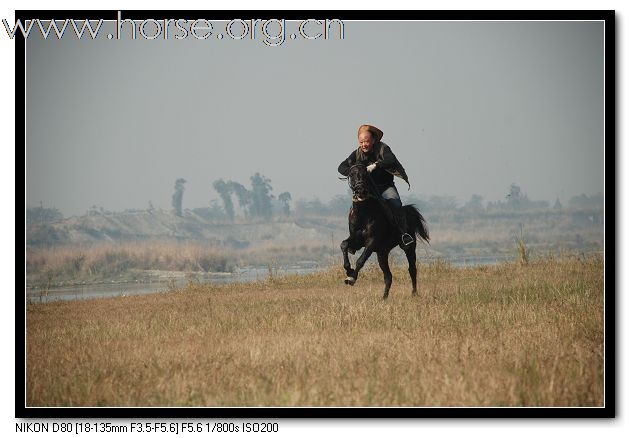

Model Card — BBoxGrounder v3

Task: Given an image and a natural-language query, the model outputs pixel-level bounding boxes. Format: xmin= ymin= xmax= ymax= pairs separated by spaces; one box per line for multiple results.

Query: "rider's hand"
xmin=367 ymin=163 xmax=377 ymax=173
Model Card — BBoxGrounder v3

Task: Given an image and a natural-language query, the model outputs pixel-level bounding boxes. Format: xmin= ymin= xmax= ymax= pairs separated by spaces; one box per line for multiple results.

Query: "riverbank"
xmin=25 ymin=263 xmax=323 ymax=303
xmin=25 ymin=240 xmax=338 ymax=288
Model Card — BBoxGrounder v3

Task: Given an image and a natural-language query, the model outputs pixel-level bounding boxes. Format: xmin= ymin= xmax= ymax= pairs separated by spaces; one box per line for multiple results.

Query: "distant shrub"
xmin=25 ymin=206 xmax=63 ymax=224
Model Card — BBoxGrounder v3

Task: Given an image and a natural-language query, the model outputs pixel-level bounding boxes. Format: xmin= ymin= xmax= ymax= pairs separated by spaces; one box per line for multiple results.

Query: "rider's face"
xmin=358 ymin=131 xmax=375 ymax=153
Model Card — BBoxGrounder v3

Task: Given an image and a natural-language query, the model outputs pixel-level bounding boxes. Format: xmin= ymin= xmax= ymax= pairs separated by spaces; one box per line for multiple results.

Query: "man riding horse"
xmin=337 ymin=124 xmax=429 ymax=298
xmin=338 ymin=124 xmax=413 ymax=246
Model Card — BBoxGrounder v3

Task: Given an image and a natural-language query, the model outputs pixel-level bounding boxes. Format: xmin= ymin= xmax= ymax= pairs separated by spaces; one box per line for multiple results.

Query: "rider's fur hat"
xmin=358 ymin=124 xmax=383 ymax=142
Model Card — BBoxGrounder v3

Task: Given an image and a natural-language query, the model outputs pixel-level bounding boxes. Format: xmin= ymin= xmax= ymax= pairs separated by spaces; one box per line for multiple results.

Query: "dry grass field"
xmin=26 ymin=255 xmax=604 ymax=407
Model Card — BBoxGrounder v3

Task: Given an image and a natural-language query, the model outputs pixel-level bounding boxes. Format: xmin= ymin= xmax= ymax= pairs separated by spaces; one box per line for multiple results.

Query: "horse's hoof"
xmin=344 ymin=277 xmax=356 ymax=286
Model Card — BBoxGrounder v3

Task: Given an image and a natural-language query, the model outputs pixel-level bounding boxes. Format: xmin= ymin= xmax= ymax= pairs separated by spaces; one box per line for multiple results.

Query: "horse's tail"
xmin=404 ymin=204 xmax=430 ymax=244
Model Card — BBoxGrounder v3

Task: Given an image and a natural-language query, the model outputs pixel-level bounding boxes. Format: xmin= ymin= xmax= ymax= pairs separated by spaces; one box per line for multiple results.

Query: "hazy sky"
xmin=25 ymin=19 xmax=606 ymax=216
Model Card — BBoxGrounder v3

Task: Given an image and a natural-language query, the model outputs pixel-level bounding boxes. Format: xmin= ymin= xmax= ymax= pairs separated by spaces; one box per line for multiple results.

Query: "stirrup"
xmin=401 ymin=233 xmax=414 ymax=246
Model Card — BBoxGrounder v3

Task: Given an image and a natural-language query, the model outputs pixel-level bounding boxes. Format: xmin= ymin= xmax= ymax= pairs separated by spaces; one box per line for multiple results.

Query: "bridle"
xmin=344 ymin=164 xmax=365 ymax=188
xmin=341 ymin=164 xmax=377 ymax=202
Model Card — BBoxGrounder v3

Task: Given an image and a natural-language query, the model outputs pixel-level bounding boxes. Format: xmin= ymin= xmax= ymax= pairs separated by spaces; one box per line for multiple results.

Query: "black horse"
xmin=340 ymin=164 xmax=430 ymax=299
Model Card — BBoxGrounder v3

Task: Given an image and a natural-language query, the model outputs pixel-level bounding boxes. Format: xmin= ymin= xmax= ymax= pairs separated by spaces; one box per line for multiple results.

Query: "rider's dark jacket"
xmin=338 ymin=141 xmax=410 ymax=190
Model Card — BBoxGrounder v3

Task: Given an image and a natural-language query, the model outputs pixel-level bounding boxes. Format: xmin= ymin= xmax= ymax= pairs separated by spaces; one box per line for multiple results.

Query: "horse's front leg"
xmin=345 ymin=240 xmax=375 ymax=286
xmin=340 ymin=238 xmax=356 ymax=282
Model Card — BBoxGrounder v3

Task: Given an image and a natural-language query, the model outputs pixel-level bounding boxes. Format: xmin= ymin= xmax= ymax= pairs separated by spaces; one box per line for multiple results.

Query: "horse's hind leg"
xmin=404 ymin=244 xmax=418 ymax=295
xmin=377 ymin=250 xmax=393 ymax=299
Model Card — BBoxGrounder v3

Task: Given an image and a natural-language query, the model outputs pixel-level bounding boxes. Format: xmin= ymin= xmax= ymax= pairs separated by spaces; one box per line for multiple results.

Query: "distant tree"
xmin=506 ymin=183 xmax=529 ymax=209
xmin=553 ymin=197 xmax=562 ymax=209
xmin=464 ymin=194 xmax=484 ymax=211
xmin=214 ymin=174 xmax=289 ymax=220
xmin=228 ymin=181 xmax=252 ymax=217
xmin=405 ymin=194 xmax=430 ymax=212
xmin=278 ymin=192 xmax=292 ymax=216
xmin=569 ymin=193 xmax=588 ymax=207
xmin=213 ymin=179 xmax=235 ymax=221
xmin=295 ymin=198 xmax=327 ymax=216
xmin=25 ymin=204 xmax=63 ymax=224
xmin=250 ymin=173 xmax=274 ymax=219
xmin=327 ymin=194 xmax=349 ymax=215
xmin=568 ymin=193 xmax=604 ymax=208
xmin=536 ymin=200 xmax=550 ymax=209
xmin=172 ymin=178 xmax=186 ymax=216
xmin=427 ymin=195 xmax=458 ymax=212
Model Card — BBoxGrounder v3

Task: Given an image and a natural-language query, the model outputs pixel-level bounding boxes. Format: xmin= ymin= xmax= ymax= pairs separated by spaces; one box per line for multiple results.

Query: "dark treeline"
xmin=26 ymin=181 xmax=604 ymax=223
xmin=293 ymin=185 xmax=604 ymax=218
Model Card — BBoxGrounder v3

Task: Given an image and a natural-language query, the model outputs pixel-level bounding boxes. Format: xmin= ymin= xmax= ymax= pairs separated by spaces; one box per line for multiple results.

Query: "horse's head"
xmin=348 ymin=164 xmax=370 ymax=202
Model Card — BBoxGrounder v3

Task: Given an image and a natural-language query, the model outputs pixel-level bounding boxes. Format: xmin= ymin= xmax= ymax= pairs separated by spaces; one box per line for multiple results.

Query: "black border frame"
xmin=15 ymin=9 xmax=615 ymax=419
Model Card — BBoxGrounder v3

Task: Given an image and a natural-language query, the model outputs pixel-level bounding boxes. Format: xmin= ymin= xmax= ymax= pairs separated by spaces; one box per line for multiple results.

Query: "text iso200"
xmin=242 ymin=422 xmax=279 ymax=433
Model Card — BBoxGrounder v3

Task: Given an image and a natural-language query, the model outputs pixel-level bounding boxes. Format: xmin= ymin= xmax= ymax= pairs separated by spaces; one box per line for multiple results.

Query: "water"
xmin=25 ymin=263 xmax=322 ymax=303
xmin=25 ymin=256 xmax=511 ymax=303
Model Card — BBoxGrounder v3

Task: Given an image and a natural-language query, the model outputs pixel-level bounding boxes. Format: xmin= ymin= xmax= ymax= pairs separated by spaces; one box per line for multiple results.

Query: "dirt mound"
xmin=25 ymin=209 xmax=347 ymax=247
